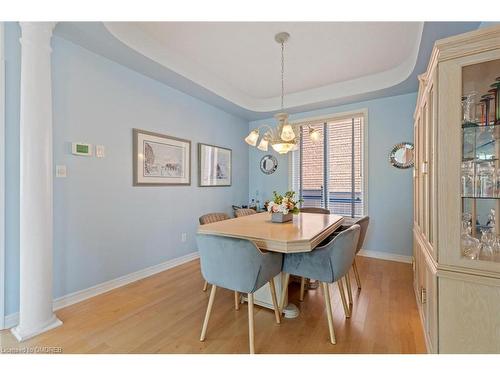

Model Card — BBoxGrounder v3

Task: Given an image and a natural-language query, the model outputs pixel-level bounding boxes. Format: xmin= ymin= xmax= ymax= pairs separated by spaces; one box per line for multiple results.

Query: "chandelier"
xmin=245 ymin=32 xmax=321 ymax=154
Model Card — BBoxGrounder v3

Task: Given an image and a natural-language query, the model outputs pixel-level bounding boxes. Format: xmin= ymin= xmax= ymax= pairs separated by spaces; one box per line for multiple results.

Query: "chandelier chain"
xmin=281 ymin=40 xmax=284 ymax=110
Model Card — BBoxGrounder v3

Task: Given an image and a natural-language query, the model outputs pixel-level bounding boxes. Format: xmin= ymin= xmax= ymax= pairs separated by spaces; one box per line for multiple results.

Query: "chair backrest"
xmin=300 ymin=207 xmax=331 ymax=214
xmin=234 ymin=208 xmax=257 ymax=218
xmin=196 ymin=234 xmax=279 ymax=293
xmin=199 ymin=212 xmax=230 ymax=225
xmin=354 ymin=216 xmax=369 ymax=254
xmin=317 ymin=224 xmax=360 ymax=282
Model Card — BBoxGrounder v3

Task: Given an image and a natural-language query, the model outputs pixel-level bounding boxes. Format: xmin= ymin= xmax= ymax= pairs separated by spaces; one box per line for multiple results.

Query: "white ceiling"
xmin=104 ymin=22 xmax=423 ymax=112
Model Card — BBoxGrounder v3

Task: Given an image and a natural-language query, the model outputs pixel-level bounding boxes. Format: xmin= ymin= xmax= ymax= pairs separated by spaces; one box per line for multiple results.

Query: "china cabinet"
xmin=413 ymin=25 xmax=500 ymax=353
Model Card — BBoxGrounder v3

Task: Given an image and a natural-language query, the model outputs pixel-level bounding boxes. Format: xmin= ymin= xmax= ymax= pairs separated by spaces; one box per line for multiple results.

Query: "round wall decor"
xmin=389 ymin=142 xmax=415 ymax=169
xmin=260 ymin=155 xmax=278 ymax=175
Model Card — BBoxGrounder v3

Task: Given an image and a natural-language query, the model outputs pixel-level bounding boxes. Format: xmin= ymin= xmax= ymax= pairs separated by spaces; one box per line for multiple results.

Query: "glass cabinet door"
xmin=461 ymin=58 xmax=500 ymax=264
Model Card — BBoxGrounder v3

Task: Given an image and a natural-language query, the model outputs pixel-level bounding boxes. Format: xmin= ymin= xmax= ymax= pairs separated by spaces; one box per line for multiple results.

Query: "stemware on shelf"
xmin=460 ymin=64 xmax=500 ymax=264
xmin=477 ymin=162 xmax=496 ymax=198
xmin=480 ymin=94 xmax=494 ymax=126
xmin=479 ymin=226 xmax=496 ymax=260
xmin=461 ymin=213 xmax=481 ymax=259
xmin=461 ymin=161 xmax=474 ymax=196
xmin=490 ymin=78 xmax=500 ymax=125
xmin=462 ymin=91 xmax=478 ymax=127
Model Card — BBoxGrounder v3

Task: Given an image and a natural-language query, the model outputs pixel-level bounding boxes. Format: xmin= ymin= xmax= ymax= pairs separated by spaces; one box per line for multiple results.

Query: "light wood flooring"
xmin=0 ymin=256 xmax=426 ymax=354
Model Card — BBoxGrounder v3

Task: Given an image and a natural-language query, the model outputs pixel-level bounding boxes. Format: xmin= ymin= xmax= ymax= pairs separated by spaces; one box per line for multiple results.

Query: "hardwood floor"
xmin=0 ymin=256 xmax=426 ymax=354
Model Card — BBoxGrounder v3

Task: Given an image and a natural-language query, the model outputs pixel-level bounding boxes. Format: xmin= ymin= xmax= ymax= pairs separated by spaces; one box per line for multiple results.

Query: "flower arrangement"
xmin=267 ymin=191 xmax=302 ymax=215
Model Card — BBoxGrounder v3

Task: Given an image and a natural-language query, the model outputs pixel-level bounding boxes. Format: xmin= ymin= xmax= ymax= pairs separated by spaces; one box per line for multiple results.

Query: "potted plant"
xmin=267 ymin=191 xmax=302 ymax=223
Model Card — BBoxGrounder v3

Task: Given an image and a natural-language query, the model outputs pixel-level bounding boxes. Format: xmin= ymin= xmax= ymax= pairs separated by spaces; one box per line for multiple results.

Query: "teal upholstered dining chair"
xmin=296 ymin=207 xmax=331 ymax=301
xmin=234 ymin=208 xmax=257 ymax=218
xmin=332 ymin=216 xmax=370 ymax=307
xmin=196 ymin=234 xmax=283 ymax=354
xmin=350 ymin=216 xmax=370 ymax=290
xmin=279 ymin=224 xmax=360 ymax=345
xmin=199 ymin=213 xmax=233 ymax=294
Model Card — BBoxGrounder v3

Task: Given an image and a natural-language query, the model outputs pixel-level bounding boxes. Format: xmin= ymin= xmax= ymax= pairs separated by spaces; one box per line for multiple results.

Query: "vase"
xmin=271 ymin=212 xmax=293 ymax=223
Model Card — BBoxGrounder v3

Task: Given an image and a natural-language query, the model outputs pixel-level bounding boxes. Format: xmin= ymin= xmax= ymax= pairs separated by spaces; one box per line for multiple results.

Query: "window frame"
xmin=288 ymin=108 xmax=369 ymax=217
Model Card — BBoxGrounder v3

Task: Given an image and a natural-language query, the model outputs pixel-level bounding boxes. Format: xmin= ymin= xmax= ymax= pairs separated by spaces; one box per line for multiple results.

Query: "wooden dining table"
xmin=197 ymin=212 xmax=344 ymax=317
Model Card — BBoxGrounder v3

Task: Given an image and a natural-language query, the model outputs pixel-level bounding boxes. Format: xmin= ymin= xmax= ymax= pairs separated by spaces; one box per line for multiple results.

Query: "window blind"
xmin=292 ymin=114 xmax=365 ymax=217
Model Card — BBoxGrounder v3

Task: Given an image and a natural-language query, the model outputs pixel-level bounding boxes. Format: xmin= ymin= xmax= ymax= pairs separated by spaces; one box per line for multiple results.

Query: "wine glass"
xmin=480 ymin=228 xmax=494 ymax=260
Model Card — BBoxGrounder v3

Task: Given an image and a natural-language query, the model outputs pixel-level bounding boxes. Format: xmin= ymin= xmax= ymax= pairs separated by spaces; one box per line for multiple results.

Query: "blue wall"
xmin=249 ymin=92 xmax=417 ymax=257
xmin=4 ymin=23 xmax=249 ymax=315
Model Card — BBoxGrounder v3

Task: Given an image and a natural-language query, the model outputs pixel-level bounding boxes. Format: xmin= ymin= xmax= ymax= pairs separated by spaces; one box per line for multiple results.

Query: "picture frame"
xmin=133 ymin=128 xmax=191 ymax=186
xmin=198 ymin=143 xmax=232 ymax=187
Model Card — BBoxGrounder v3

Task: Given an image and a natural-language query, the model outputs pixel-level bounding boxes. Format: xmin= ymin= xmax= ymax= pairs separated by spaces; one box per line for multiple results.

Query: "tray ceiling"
xmin=54 ymin=22 xmax=482 ymax=119
xmin=104 ymin=22 xmax=423 ymax=112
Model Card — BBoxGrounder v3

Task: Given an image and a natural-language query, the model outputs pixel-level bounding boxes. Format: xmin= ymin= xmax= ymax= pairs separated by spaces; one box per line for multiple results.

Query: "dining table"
xmin=197 ymin=211 xmax=344 ymax=318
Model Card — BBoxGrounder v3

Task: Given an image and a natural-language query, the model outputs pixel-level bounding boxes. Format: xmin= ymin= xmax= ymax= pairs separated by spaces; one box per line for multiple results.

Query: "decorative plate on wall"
xmin=260 ymin=155 xmax=278 ymax=175
xmin=389 ymin=142 xmax=415 ymax=169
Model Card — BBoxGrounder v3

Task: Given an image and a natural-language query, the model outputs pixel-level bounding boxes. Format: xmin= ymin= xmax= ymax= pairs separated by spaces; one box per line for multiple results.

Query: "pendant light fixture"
xmin=245 ymin=32 xmax=321 ymax=154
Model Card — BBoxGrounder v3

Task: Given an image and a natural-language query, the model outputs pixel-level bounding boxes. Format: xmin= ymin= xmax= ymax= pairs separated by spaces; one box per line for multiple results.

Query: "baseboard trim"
xmin=2 ymin=251 xmax=199 ymax=330
xmin=358 ymin=249 xmax=412 ymax=264
xmin=11 ymin=315 xmax=63 ymax=342
xmin=4 ymin=312 xmax=19 ymax=329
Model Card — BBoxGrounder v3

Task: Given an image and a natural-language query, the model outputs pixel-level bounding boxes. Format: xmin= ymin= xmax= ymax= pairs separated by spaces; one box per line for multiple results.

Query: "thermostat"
xmin=72 ymin=142 xmax=93 ymax=156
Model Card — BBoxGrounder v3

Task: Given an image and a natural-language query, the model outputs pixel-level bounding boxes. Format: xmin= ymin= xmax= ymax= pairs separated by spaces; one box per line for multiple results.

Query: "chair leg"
xmin=352 ymin=259 xmax=361 ymax=290
xmin=337 ymin=279 xmax=351 ymax=318
xmin=279 ymin=273 xmax=290 ymax=313
xmin=345 ymin=273 xmax=353 ymax=306
xmin=248 ymin=293 xmax=255 ymax=354
xmin=200 ymin=285 xmax=217 ymax=341
xmin=268 ymin=278 xmax=281 ymax=324
xmin=299 ymin=277 xmax=306 ymax=301
xmin=234 ymin=291 xmax=240 ymax=310
xmin=321 ymin=282 xmax=336 ymax=345
xmin=202 ymin=280 xmax=208 ymax=292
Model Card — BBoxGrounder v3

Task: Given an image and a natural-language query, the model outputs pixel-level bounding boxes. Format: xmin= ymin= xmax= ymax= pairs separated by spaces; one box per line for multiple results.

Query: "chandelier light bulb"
xmin=309 ymin=127 xmax=321 ymax=143
xmin=245 ymin=130 xmax=260 ymax=146
xmin=257 ymin=137 xmax=269 ymax=151
xmin=280 ymin=124 xmax=296 ymax=142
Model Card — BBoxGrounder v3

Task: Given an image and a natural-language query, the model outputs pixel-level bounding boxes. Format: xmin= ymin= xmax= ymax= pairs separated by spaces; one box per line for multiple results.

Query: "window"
xmin=291 ymin=112 xmax=366 ymax=218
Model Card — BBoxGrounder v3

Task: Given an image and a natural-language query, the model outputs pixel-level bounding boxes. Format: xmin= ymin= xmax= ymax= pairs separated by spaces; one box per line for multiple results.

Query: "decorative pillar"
xmin=11 ymin=22 xmax=61 ymax=342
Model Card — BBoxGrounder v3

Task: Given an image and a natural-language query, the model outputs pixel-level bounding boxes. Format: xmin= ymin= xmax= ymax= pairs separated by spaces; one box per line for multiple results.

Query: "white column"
xmin=11 ymin=22 xmax=61 ymax=342
xmin=0 ymin=22 xmax=6 ymax=330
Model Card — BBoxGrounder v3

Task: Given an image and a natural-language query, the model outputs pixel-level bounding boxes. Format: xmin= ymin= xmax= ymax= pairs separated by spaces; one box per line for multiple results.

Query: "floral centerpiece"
xmin=267 ymin=191 xmax=301 ymax=223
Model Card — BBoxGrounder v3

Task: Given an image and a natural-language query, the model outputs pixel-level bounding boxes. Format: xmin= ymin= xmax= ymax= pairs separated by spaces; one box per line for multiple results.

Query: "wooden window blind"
xmin=292 ymin=114 xmax=365 ymax=217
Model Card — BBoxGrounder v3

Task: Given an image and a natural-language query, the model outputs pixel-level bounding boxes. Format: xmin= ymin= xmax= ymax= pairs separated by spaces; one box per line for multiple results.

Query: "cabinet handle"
xmin=421 ymin=162 xmax=428 ymax=175
xmin=420 ymin=287 xmax=427 ymax=304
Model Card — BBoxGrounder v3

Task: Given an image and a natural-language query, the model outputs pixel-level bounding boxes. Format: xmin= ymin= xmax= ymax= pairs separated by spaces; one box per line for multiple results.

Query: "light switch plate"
xmin=55 ymin=165 xmax=67 ymax=178
xmin=96 ymin=145 xmax=105 ymax=158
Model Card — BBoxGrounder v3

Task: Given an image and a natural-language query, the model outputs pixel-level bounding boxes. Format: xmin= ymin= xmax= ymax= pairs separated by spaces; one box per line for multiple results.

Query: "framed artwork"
xmin=133 ymin=129 xmax=191 ymax=186
xmin=198 ymin=143 xmax=232 ymax=187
